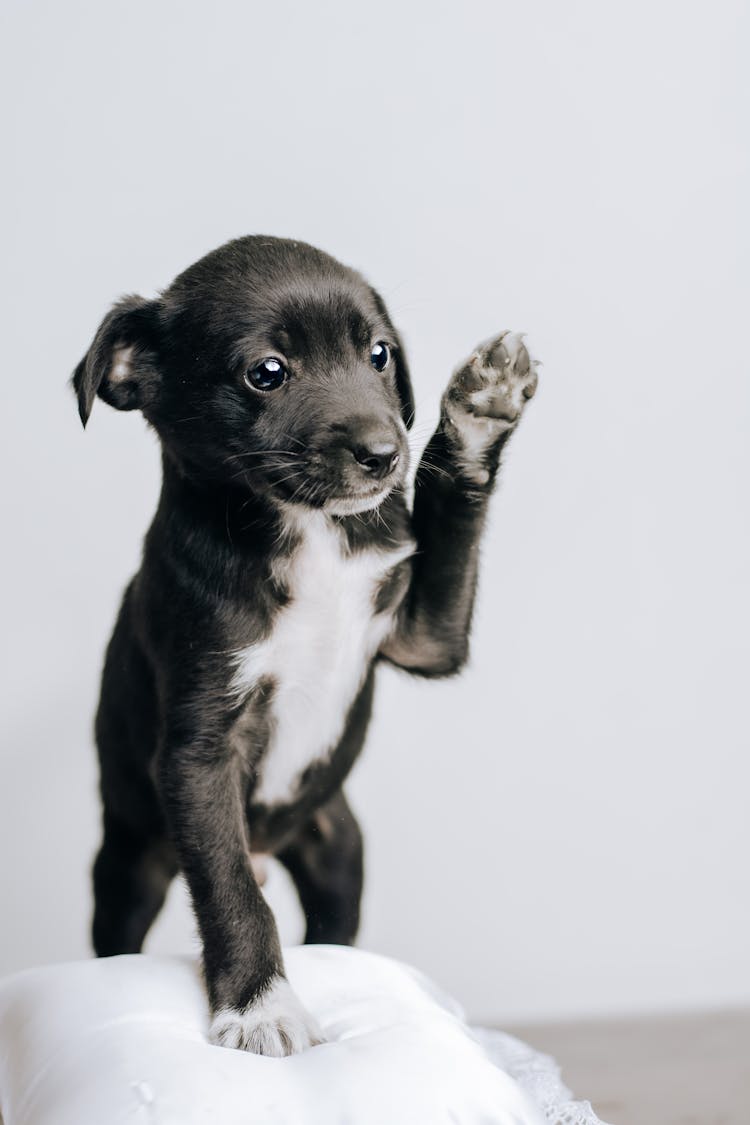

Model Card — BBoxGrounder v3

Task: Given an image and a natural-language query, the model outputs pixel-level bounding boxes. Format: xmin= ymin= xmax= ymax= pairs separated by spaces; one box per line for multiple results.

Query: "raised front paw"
xmin=442 ymin=331 xmax=539 ymax=484
xmin=209 ymin=977 xmax=325 ymax=1056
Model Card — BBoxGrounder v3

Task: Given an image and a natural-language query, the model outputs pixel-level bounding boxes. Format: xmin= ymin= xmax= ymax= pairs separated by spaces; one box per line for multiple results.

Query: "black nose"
xmin=352 ymin=441 xmax=400 ymax=481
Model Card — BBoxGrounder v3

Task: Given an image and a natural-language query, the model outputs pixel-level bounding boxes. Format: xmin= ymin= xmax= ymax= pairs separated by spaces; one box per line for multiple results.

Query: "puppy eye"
xmin=244 ymin=358 xmax=288 ymax=392
xmin=370 ymin=342 xmax=390 ymax=372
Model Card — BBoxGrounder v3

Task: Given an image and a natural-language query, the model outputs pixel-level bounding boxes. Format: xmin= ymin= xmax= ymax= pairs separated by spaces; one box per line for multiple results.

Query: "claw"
xmin=514 ymin=347 xmax=530 ymax=379
xmin=486 ymin=338 xmax=509 ymax=370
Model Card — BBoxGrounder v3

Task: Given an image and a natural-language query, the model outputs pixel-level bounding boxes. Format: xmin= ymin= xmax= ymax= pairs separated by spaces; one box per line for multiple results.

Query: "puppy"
xmin=73 ymin=236 xmax=538 ymax=1055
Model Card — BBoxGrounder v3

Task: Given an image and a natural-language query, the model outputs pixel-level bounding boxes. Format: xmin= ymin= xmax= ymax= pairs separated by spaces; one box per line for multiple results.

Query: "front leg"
xmin=158 ymin=743 xmax=323 ymax=1055
xmin=381 ymin=332 xmax=538 ymax=676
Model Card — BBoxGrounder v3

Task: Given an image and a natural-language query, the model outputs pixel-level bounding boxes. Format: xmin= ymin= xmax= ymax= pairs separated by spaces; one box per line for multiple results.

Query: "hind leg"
xmin=276 ymin=790 xmax=363 ymax=946
xmin=92 ymin=809 xmax=178 ymax=956
xmin=91 ymin=595 xmax=176 ymax=955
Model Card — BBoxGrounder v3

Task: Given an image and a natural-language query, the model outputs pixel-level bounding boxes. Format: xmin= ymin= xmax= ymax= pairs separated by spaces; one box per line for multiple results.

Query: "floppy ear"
xmin=71 ymin=295 xmax=161 ymax=427
xmin=369 ymin=288 xmax=415 ymax=430
xmin=392 ymin=339 xmax=415 ymax=430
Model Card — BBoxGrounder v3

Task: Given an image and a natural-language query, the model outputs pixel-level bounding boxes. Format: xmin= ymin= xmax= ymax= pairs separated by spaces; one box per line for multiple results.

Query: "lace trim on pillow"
xmin=472 ymin=1027 xmax=612 ymax=1125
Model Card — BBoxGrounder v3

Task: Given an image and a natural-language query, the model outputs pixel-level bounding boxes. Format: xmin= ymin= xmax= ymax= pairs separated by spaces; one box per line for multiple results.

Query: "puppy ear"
xmin=71 ymin=295 xmax=161 ymax=427
xmin=392 ymin=341 xmax=415 ymax=430
xmin=369 ymin=287 xmax=415 ymax=430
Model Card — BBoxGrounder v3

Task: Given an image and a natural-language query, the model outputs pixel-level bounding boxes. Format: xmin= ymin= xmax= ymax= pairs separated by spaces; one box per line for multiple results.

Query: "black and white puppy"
xmin=73 ymin=236 xmax=538 ymax=1056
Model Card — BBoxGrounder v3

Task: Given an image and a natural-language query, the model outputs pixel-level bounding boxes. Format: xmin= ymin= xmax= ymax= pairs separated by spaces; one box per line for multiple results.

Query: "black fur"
xmin=74 ymin=235 xmax=529 ymax=1043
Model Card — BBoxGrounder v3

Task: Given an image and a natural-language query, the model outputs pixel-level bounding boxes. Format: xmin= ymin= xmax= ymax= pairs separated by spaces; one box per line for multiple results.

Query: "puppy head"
xmin=72 ymin=236 xmax=415 ymax=513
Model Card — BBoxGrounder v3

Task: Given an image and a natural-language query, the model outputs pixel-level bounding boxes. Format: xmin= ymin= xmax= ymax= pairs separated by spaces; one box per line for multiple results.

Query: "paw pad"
xmin=442 ymin=330 xmax=539 ymax=482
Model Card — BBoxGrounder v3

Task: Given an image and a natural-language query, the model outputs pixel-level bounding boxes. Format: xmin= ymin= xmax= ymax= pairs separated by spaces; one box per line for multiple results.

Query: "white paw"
xmin=443 ymin=331 xmax=539 ymax=483
xmin=209 ymin=977 xmax=325 ymax=1056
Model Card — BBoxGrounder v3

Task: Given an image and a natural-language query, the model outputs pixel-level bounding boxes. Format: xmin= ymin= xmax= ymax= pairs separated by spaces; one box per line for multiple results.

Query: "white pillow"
xmin=0 ymin=946 xmax=544 ymax=1125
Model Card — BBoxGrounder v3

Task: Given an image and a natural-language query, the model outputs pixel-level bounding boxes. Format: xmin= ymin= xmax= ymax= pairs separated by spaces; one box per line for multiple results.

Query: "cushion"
xmin=0 ymin=946 xmax=544 ymax=1125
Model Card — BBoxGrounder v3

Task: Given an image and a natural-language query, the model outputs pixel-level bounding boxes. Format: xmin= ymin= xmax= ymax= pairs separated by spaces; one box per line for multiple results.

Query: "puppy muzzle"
xmin=296 ymin=414 xmax=408 ymax=513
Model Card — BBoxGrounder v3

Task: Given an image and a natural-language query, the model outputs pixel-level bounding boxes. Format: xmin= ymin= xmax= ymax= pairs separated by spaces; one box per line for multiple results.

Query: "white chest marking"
xmin=231 ymin=511 xmax=412 ymax=806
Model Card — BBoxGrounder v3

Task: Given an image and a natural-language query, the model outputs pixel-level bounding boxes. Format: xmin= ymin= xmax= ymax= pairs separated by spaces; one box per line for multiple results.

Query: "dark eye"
xmin=370 ymin=342 xmax=390 ymax=372
xmin=244 ymin=358 xmax=288 ymax=392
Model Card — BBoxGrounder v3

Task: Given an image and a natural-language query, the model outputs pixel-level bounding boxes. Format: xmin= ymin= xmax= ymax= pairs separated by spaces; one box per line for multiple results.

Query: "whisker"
xmin=276 ymin=431 xmax=307 ymax=450
xmin=271 ymin=469 xmax=305 ymax=488
xmin=228 ymin=460 xmax=296 ymax=483
xmin=223 ymin=449 xmax=302 ymax=465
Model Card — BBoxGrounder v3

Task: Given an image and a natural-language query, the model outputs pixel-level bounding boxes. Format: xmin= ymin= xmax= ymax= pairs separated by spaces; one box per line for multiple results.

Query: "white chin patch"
xmin=323 ymin=489 xmax=392 ymax=516
xmin=209 ymin=977 xmax=324 ymax=1056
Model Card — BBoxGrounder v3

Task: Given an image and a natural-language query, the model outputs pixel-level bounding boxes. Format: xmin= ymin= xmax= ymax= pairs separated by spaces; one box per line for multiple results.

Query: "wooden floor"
xmin=508 ymin=1008 xmax=750 ymax=1125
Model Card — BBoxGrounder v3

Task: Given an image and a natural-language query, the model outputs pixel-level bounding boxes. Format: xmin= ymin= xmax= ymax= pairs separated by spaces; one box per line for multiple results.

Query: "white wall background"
xmin=1 ymin=0 xmax=747 ymax=1024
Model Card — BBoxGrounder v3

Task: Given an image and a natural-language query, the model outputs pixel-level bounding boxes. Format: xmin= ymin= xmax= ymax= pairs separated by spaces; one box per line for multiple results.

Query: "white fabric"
xmin=474 ymin=1031 xmax=608 ymax=1125
xmin=0 ymin=947 xmax=606 ymax=1125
